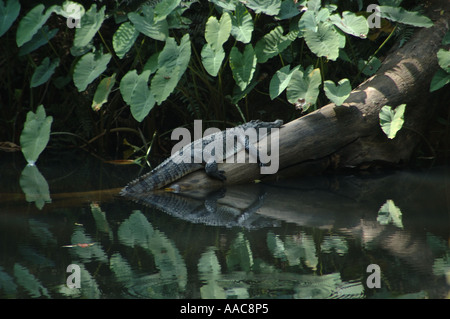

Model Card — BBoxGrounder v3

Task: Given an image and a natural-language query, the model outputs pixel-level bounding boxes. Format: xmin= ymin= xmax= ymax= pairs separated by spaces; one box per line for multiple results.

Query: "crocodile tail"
xmin=120 ymin=161 xmax=201 ymax=195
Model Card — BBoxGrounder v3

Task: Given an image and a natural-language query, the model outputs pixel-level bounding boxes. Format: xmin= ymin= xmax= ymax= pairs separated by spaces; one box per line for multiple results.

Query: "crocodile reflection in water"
xmin=121 ymin=185 xmax=280 ymax=229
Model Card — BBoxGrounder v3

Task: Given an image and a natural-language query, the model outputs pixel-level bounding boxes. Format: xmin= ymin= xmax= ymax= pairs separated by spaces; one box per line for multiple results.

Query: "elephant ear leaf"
xmin=0 ymin=0 xmax=21 ymax=37
xmin=323 ymin=78 xmax=351 ymax=106
xmin=379 ymin=104 xmax=406 ymax=139
xmin=30 ymin=57 xmax=59 ymax=88
xmin=20 ymin=105 xmax=53 ymax=165
xmin=73 ymin=52 xmax=111 ymax=92
xmin=16 ymin=4 xmax=55 ymax=47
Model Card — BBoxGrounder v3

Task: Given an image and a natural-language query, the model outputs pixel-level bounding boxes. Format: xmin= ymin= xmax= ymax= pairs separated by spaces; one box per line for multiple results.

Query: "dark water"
xmin=0 ymin=151 xmax=449 ymax=299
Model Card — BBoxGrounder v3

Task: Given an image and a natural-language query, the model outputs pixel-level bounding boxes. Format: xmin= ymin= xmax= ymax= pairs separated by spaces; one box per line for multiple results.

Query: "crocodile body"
xmin=120 ymin=119 xmax=283 ymax=195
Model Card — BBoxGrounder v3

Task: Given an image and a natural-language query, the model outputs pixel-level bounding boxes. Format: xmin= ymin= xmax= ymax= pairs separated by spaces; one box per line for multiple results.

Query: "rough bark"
xmin=168 ymin=1 xmax=450 ymax=192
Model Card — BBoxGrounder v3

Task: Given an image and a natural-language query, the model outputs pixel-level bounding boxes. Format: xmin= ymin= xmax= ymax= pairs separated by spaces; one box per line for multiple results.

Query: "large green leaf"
xmin=379 ymin=104 xmax=406 ymax=139
xmin=277 ymin=0 xmax=303 ymax=20
xmin=205 ymin=13 xmax=231 ymax=52
xmin=16 ymin=4 xmax=55 ymax=47
xmin=73 ymin=52 xmax=111 ymax=91
xmin=229 ymin=44 xmax=257 ymax=91
xmin=323 ymin=78 xmax=351 ymax=106
xmin=19 ymin=165 xmax=51 ymax=210
xmin=245 ymin=0 xmax=281 ymax=16
xmin=113 ymin=22 xmax=139 ymax=59
xmin=329 ymin=11 xmax=368 ymax=38
xmin=120 ymin=70 xmax=156 ymax=121
xmin=230 ymin=3 xmax=253 ymax=43
xmin=304 ymin=21 xmax=345 ymax=61
xmin=20 ymin=105 xmax=53 ymax=165
xmin=120 ymin=70 xmax=141 ymax=105
xmin=202 ymin=12 xmax=230 ymax=76
xmin=430 ymin=68 xmax=450 ymax=92
xmin=54 ymin=1 xmax=85 ymax=20
xmin=255 ymin=26 xmax=296 ymax=63
xmin=286 ymin=67 xmax=322 ymax=111
xmin=130 ymin=71 xmax=155 ymax=122
xmin=154 ymin=0 xmax=181 ymax=22
xmin=201 ymin=43 xmax=225 ymax=76
xmin=358 ymin=57 xmax=381 ymax=76
xmin=298 ymin=10 xmax=318 ymax=32
xmin=73 ymin=4 xmax=104 ymax=48
xmin=30 ymin=57 xmax=59 ymax=88
xmin=437 ymin=48 xmax=450 ymax=73
xmin=269 ymin=64 xmax=300 ymax=100
xmin=379 ymin=6 xmax=433 ymax=27
xmin=0 ymin=0 xmax=20 ymax=37
xmin=18 ymin=26 xmax=58 ymax=56
xmin=92 ymin=73 xmax=116 ymax=111
xmin=209 ymin=0 xmax=239 ymax=11
xmin=151 ymin=35 xmax=191 ymax=104
xmin=128 ymin=7 xmax=168 ymax=42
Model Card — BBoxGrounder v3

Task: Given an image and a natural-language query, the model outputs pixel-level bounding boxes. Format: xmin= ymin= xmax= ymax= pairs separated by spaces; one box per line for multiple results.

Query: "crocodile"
xmin=120 ymin=119 xmax=283 ymax=195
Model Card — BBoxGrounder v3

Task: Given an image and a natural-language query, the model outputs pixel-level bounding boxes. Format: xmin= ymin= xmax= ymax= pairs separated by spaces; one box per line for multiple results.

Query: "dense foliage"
xmin=0 ymin=0 xmax=443 ymax=165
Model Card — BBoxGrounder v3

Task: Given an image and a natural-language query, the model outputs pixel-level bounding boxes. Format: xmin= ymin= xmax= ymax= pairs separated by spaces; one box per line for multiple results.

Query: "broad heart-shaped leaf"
xmin=18 ymin=26 xmax=58 ymax=56
xmin=20 ymin=105 xmax=53 ymax=165
xmin=73 ymin=4 xmax=105 ymax=48
xmin=245 ymin=0 xmax=281 ymax=16
xmin=0 ymin=0 xmax=20 ymax=37
xmin=323 ymin=78 xmax=351 ymax=106
xmin=358 ymin=57 xmax=381 ymax=76
xmin=379 ymin=6 xmax=433 ymax=28
xmin=229 ymin=44 xmax=257 ymax=91
xmin=151 ymin=35 xmax=191 ymax=104
xmin=329 ymin=11 xmax=368 ymax=38
xmin=269 ymin=64 xmax=300 ymax=100
xmin=430 ymin=68 xmax=450 ymax=92
xmin=143 ymin=51 xmax=160 ymax=74
xmin=130 ymin=71 xmax=155 ymax=122
xmin=201 ymin=43 xmax=225 ymax=76
xmin=113 ymin=22 xmax=139 ymax=59
xmin=437 ymin=48 xmax=450 ymax=73
xmin=230 ymin=3 xmax=253 ymax=43
xmin=92 ymin=73 xmax=116 ymax=111
xmin=209 ymin=0 xmax=239 ymax=11
xmin=30 ymin=57 xmax=59 ymax=88
xmin=16 ymin=4 xmax=55 ymax=47
xmin=120 ymin=70 xmax=143 ymax=106
xmin=54 ymin=1 xmax=85 ymax=17
xmin=19 ymin=165 xmax=51 ymax=210
xmin=73 ymin=52 xmax=111 ymax=92
xmin=128 ymin=8 xmax=168 ymax=42
xmin=205 ymin=13 xmax=231 ymax=52
xmin=298 ymin=10 xmax=318 ymax=32
xmin=304 ymin=21 xmax=345 ymax=61
xmin=286 ymin=67 xmax=322 ymax=111
xmin=255 ymin=26 xmax=297 ymax=63
xmin=379 ymin=104 xmax=406 ymax=139
xmin=277 ymin=0 xmax=302 ymax=20
xmin=154 ymin=0 xmax=181 ymax=22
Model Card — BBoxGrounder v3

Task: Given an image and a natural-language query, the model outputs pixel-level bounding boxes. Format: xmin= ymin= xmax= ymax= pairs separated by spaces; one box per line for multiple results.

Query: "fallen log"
xmin=168 ymin=1 xmax=450 ymax=192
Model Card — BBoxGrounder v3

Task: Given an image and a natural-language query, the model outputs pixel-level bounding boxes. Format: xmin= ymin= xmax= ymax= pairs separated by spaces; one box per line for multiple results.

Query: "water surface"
xmin=0 ymin=151 xmax=449 ymax=299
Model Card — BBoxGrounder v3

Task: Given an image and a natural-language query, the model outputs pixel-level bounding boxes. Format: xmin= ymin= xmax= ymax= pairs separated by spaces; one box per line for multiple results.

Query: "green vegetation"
xmin=0 ymin=0 xmax=442 ymax=166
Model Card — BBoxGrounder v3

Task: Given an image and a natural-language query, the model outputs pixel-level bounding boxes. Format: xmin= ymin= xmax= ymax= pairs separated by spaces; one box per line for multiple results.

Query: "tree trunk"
xmin=168 ymin=1 xmax=450 ymax=192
